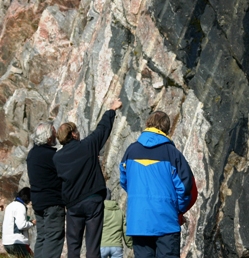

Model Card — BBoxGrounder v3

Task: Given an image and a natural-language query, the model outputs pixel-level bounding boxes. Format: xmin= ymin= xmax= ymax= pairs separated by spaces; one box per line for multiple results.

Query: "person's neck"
xmin=15 ymin=197 xmax=26 ymax=206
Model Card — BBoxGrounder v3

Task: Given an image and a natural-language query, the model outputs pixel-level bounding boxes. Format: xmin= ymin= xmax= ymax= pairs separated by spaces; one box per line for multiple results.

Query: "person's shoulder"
xmin=4 ymin=201 xmax=13 ymax=210
xmin=165 ymin=143 xmax=188 ymax=162
xmin=165 ymin=141 xmax=180 ymax=152
xmin=54 ymin=140 xmax=82 ymax=156
xmin=27 ymin=145 xmax=36 ymax=156
xmin=15 ymin=202 xmax=26 ymax=210
xmin=7 ymin=201 xmax=24 ymax=210
xmin=30 ymin=144 xmax=57 ymax=153
xmin=126 ymin=141 xmax=139 ymax=150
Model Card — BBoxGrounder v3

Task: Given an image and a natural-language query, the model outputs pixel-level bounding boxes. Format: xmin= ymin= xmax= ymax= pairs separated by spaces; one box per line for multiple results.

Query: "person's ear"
xmin=72 ymin=131 xmax=79 ymax=140
xmin=47 ymin=136 xmax=52 ymax=144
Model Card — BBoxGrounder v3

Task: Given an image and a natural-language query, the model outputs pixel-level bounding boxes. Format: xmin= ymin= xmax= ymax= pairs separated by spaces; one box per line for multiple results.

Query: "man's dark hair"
xmin=16 ymin=187 xmax=31 ymax=204
xmin=146 ymin=111 xmax=171 ymax=135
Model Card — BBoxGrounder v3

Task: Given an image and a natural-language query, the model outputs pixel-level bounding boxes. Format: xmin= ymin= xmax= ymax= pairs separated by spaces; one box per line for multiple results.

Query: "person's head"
xmin=57 ymin=122 xmax=80 ymax=145
xmin=16 ymin=187 xmax=31 ymax=205
xmin=146 ymin=111 xmax=171 ymax=135
xmin=106 ymin=188 xmax=112 ymax=200
xmin=32 ymin=122 xmax=56 ymax=146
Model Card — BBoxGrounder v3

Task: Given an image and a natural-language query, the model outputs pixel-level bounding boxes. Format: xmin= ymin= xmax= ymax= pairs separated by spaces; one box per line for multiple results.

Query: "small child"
xmin=2 ymin=187 xmax=36 ymax=257
xmin=100 ymin=188 xmax=132 ymax=258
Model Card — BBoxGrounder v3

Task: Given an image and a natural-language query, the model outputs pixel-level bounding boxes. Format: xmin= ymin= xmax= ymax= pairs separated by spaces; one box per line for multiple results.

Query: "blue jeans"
xmin=34 ymin=205 xmax=65 ymax=258
xmin=100 ymin=246 xmax=123 ymax=258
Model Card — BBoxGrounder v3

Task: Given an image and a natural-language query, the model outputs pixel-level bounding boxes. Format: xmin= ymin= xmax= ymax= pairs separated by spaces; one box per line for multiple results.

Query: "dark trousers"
xmin=66 ymin=195 xmax=104 ymax=258
xmin=4 ymin=244 xmax=33 ymax=257
xmin=34 ymin=205 xmax=65 ymax=258
xmin=132 ymin=233 xmax=180 ymax=258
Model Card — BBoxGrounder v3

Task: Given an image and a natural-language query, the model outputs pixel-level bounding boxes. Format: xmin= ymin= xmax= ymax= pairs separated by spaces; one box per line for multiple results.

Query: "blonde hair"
xmin=57 ymin=122 xmax=77 ymax=145
xmin=146 ymin=111 xmax=170 ymax=134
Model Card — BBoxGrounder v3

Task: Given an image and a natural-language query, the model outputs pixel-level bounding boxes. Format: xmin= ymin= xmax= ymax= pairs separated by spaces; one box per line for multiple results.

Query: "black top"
xmin=53 ymin=109 xmax=116 ymax=208
xmin=26 ymin=144 xmax=64 ymax=211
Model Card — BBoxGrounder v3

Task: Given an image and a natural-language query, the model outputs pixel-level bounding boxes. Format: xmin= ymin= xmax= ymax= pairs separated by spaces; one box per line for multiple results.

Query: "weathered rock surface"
xmin=1 ymin=0 xmax=249 ymax=257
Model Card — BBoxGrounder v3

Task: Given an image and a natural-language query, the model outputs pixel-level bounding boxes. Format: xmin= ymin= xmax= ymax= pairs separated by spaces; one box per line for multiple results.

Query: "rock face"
xmin=0 ymin=0 xmax=249 ymax=257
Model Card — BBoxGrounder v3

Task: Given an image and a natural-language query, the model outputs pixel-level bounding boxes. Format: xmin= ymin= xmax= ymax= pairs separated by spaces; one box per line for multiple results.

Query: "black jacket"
xmin=26 ymin=144 xmax=64 ymax=211
xmin=53 ymin=109 xmax=116 ymax=208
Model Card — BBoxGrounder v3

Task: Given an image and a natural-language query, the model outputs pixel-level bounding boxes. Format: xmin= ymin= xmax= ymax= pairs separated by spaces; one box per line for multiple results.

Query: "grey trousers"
xmin=34 ymin=205 xmax=65 ymax=258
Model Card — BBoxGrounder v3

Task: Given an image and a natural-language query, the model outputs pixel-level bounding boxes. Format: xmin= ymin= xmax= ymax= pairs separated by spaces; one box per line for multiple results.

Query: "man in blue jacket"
xmin=119 ymin=111 xmax=197 ymax=258
xmin=53 ymin=99 xmax=122 ymax=258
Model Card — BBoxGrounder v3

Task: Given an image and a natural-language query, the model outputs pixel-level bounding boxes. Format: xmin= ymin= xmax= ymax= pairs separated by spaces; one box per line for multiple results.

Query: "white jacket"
xmin=2 ymin=200 xmax=33 ymax=245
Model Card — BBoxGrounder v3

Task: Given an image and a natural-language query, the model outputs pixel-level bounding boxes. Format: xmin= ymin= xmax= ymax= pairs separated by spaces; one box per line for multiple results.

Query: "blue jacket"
xmin=119 ymin=128 xmax=196 ymax=236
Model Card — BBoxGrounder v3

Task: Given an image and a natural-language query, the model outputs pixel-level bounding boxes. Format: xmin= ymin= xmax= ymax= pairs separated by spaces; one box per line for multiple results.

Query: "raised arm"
xmin=85 ymin=98 xmax=123 ymax=151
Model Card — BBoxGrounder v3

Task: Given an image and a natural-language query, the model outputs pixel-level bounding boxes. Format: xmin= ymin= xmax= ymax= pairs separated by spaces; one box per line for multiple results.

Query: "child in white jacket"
xmin=2 ymin=187 xmax=36 ymax=257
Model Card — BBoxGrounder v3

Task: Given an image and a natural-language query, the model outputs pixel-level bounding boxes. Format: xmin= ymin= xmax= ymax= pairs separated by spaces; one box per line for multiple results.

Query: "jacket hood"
xmin=104 ymin=200 xmax=120 ymax=210
xmin=137 ymin=127 xmax=174 ymax=147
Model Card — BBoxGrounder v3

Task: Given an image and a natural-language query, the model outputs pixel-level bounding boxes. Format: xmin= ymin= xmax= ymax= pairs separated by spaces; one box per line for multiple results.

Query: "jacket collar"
xmin=137 ymin=127 xmax=174 ymax=148
xmin=15 ymin=197 xmax=27 ymax=207
xmin=143 ymin=127 xmax=171 ymax=139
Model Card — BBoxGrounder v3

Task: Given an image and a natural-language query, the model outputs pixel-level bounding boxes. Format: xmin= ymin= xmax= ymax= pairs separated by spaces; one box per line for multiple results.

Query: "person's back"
xmin=26 ymin=122 xmax=65 ymax=258
xmin=27 ymin=144 xmax=64 ymax=211
xmin=119 ymin=111 xmax=197 ymax=258
xmin=2 ymin=187 xmax=36 ymax=258
xmin=100 ymin=189 xmax=132 ymax=258
xmin=53 ymin=99 xmax=122 ymax=258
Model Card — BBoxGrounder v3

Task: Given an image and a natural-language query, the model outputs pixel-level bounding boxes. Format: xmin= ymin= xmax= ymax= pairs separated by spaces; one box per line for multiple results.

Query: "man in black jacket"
xmin=27 ymin=122 xmax=65 ymax=258
xmin=53 ymin=99 xmax=122 ymax=258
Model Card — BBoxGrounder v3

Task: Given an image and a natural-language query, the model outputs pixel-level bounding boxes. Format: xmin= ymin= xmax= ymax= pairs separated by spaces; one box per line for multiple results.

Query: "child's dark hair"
xmin=16 ymin=187 xmax=31 ymax=204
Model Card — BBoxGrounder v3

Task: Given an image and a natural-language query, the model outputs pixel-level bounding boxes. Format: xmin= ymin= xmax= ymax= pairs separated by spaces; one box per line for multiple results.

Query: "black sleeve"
xmin=83 ymin=109 xmax=116 ymax=153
